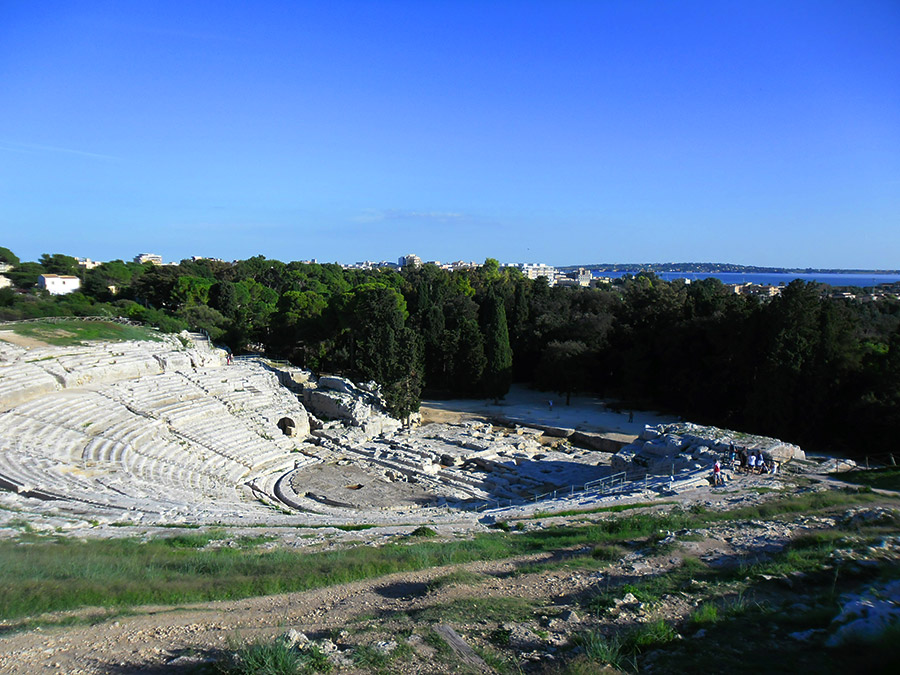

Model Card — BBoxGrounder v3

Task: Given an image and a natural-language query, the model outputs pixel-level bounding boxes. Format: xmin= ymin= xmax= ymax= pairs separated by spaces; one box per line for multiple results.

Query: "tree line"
xmin=1 ymin=246 xmax=898 ymax=456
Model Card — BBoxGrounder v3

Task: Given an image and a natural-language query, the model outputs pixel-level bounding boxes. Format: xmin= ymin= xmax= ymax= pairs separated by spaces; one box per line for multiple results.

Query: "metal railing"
xmin=456 ymin=465 xmax=716 ymax=513
xmin=457 ymin=470 xmax=637 ymax=512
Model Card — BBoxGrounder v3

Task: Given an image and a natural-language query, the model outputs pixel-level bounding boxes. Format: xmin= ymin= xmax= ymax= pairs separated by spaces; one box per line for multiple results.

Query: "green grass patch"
xmin=591 ymin=543 xmax=626 ymax=561
xmin=8 ymin=320 xmax=160 ymax=346
xmin=623 ymin=619 xmax=678 ymax=651
xmin=422 ymin=627 xmax=453 ymax=656
xmin=161 ymin=529 xmax=227 ymax=549
xmin=837 ymin=467 xmax=900 ymax=492
xmin=332 ymin=524 xmax=376 ymax=532
xmin=531 ymin=500 xmax=675 ymax=520
xmin=234 ymin=534 xmax=277 ymax=549
xmin=225 ymin=638 xmax=332 ymax=675
xmin=689 ymin=602 xmax=719 ymax=626
xmin=425 ymin=570 xmax=485 ymax=592
xmin=412 ymin=597 xmax=535 ymax=624
xmin=1 ymin=516 xmax=683 ymax=622
xmin=713 ymin=488 xmax=889 ymax=522
xmin=352 ymin=644 xmax=390 ymax=670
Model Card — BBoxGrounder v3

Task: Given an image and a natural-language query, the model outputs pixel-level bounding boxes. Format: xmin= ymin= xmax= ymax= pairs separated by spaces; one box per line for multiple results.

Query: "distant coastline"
xmin=559 ymin=263 xmax=900 ymax=275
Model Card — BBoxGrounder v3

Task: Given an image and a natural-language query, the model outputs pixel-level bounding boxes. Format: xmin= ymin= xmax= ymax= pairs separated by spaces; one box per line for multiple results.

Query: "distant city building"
xmin=739 ymin=284 xmax=782 ymax=299
xmin=0 ymin=263 xmax=12 ymax=274
xmin=190 ymin=256 xmax=226 ymax=263
xmin=442 ymin=261 xmax=477 ymax=271
xmin=565 ymin=267 xmax=593 ymax=287
xmin=507 ymin=262 xmax=560 ymax=284
xmin=38 ymin=274 xmax=81 ymax=295
xmin=399 ymin=254 xmax=423 ymax=268
xmin=134 ymin=253 xmax=164 ymax=265
xmin=344 ymin=260 xmax=399 ymax=270
xmin=75 ymin=257 xmax=101 ymax=269
xmin=0 ymin=275 xmax=11 ymax=290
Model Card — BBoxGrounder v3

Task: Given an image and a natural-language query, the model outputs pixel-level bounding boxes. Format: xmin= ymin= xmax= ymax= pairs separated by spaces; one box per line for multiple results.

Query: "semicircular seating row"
xmin=0 ymin=353 xmax=318 ymax=518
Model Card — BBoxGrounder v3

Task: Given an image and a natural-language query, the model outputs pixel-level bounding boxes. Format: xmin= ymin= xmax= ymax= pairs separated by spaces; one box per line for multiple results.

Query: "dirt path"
xmin=0 ymin=551 xmax=565 ymax=674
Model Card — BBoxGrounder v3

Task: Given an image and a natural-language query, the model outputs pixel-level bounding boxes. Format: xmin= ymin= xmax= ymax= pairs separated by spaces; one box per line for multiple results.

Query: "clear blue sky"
xmin=1 ymin=1 xmax=898 ymax=268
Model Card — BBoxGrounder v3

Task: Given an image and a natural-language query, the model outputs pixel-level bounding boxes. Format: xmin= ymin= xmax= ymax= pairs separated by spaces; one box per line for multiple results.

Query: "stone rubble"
xmin=612 ymin=421 xmax=806 ymax=476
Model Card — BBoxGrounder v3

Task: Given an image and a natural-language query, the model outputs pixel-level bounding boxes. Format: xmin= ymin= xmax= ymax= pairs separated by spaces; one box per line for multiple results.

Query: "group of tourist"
xmin=734 ymin=447 xmax=778 ymax=475
xmin=712 ymin=446 xmax=780 ymax=487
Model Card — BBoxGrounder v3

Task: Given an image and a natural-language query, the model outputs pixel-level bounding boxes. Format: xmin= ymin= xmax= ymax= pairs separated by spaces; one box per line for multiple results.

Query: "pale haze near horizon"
xmin=1 ymin=1 xmax=898 ymax=269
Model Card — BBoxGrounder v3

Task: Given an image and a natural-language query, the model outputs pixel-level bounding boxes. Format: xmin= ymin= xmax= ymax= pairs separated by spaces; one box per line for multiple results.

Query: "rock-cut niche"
xmin=276 ymin=417 xmax=297 ymax=437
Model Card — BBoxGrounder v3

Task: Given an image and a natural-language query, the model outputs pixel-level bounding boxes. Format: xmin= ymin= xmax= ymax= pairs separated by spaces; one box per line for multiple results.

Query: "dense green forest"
xmin=1 ymin=247 xmax=899 ymax=457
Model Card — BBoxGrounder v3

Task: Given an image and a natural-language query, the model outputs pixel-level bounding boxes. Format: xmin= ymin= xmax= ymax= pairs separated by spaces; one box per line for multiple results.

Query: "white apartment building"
xmin=134 ymin=253 xmax=164 ymax=265
xmin=38 ymin=274 xmax=81 ymax=295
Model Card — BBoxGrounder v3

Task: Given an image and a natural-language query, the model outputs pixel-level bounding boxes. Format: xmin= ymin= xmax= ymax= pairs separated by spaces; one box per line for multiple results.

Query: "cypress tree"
xmin=481 ymin=292 xmax=513 ymax=401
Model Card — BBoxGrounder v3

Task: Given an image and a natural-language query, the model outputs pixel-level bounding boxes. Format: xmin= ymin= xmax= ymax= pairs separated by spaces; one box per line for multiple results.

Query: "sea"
xmin=591 ymin=271 xmax=900 ymax=288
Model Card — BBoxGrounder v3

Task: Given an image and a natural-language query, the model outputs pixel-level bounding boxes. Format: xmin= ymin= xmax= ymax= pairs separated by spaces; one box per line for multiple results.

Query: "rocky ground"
xmin=1 ymin=464 xmax=897 ymax=674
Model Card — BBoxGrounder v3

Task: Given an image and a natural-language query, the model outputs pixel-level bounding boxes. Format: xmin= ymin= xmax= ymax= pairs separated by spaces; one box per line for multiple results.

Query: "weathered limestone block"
xmin=60 ymin=355 xmax=163 ymax=388
xmin=760 ymin=442 xmax=805 ymax=463
xmin=664 ymin=434 xmax=687 ymax=453
xmin=361 ymin=417 xmax=402 ymax=437
xmin=541 ymin=426 xmax=574 ymax=438
xmin=641 ymin=440 xmax=672 ymax=458
xmin=463 ymin=439 xmax=493 ymax=452
xmin=570 ymin=430 xmax=631 ymax=452
xmin=317 ymin=375 xmax=356 ymax=395
xmin=611 ymin=444 xmax=641 ymax=472
xmin=648 ymin=456 xmax=698 ymax=474
xmin=641 ymin=425 xmax=661 ymax=441
xmin=155 ymin=352 xmax=194 ymax=371
xmin=306 ymin=390 xmax=361 ymax=422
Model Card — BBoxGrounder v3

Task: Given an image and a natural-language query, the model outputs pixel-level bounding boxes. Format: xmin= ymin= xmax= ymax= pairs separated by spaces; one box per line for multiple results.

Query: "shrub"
xmin=409 ymin=526 xmax=437 ymax=537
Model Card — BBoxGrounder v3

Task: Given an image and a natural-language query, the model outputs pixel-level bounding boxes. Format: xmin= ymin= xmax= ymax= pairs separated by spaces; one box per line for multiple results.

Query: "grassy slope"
xmin=835 ymin=467 xmax=900 ymax=492
xmin=4 ymin=319 xmax=160 ymax=346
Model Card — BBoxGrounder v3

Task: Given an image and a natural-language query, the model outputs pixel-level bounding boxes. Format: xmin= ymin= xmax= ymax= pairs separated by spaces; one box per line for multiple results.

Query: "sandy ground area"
xmin=0 ymin=330 xmax=52 ymax=349
xmin=421 ymin=384 xmax=676 ymax=437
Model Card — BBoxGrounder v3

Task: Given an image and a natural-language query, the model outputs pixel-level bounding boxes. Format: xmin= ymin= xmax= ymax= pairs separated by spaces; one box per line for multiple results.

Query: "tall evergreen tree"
xmin=481 ymin=292 xmax=513 ymax=401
